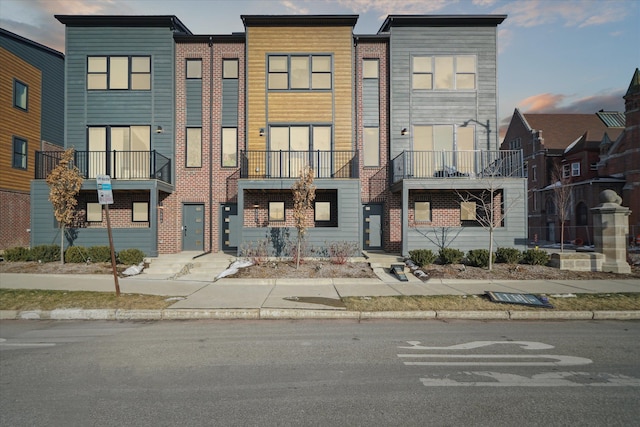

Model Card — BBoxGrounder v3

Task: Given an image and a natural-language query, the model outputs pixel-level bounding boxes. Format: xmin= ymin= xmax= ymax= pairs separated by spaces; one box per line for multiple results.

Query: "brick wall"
xmin=0 ymin=190 xmax=30 ymax=250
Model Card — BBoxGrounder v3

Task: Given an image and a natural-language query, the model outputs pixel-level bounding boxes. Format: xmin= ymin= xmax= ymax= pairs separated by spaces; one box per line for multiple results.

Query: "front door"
xmin=363 ymin=204 xmax=383 ymax=250
xmin=182 ymin=204 xmax=204 ymax=251
xmin=221 ymin=203 xmax=238 ymax=252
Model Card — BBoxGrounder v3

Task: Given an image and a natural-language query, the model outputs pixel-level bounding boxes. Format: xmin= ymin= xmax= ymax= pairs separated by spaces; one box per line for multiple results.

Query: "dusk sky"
xmin=2 ymin=0 xmax=638 ymax=137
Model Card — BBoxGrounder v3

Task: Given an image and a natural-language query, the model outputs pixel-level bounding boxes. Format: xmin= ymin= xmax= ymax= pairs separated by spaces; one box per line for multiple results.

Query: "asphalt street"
xmin=1 ymin=320 xmax=639 ymax=426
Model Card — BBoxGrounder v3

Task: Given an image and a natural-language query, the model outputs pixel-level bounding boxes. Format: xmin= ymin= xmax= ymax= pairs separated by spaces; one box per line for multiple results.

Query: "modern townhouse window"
xmin=222 ymin=128 xmax=237 ymax=167
xmin=12 ymin=137 xmax=27 ymax=170
xmin=363 ymin=127 xmax=380 ymax=167
xmin=412 ymin=56 xmax=476 ymax=90
xmin=87 ymin=125 xmax=150 ymax=178
xmin=86 ymin=203 xmax=102 ymax=222
xmin=314 ymin=190 xmax=338 ymax=227
xmin=186 ymin=127 xmax=202 ymax=168
xmin=363 ymin=58 xmax=379 ymax=79
xmin=268 ymin=54 xmax=332 ymax=90
xmin=186 ymin=59 xmax=202 ymax=79
xmin=268 ymin=201 xmax=285 ymax=222
xmin=269 ymin=124 xmax=332 ymax=177
xmin=223 ymin=59 xmax=238 ymax=79
xmin=412 ymin=125 xmax=474 ymax=176
xmin=460 ymin=201 xmax=477 ymax=221
xmin=132 ymin=202 xmax=149 ymax=222
xmin=13 ymin=79 xmax=28 ymax=111
xmin=571 ymin=162 xmax=580 ymax=177
xmin=87 ymin=56 xmax=151 ymax=90
xmin=414 ymin=201 xmax=431 ymax=222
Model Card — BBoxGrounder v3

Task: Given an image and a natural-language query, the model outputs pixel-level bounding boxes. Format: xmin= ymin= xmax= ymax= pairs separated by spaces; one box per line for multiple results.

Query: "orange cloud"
xmin=517 ymin=93 xmax=567 ymax=113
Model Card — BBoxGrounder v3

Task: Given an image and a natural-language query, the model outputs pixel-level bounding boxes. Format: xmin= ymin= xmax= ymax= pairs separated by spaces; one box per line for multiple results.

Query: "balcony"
xmin=35 ymin=150 xmax=172 ymax=184
xmin=240 ymin=150 xmax=358 ymax=179
xmin=392 ymin=150 xmax=523 ymax=183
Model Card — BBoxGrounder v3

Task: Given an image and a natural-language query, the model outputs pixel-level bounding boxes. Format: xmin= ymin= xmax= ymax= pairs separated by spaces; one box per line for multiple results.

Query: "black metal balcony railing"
xmin=35 ymin=150 xmax=172 ymax=184
xmin=240 ymin=150 xmax=358 ymax=179
xmin=392 ymin=150 xmax=524 ymax=183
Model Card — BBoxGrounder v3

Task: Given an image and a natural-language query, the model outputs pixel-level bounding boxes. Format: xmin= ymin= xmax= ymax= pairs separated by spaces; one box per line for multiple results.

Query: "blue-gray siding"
xmin=238 ymin=179 xmax=361 ymax=255
xmin=222 ymin=79 xmax=239 ymax=126
xmin=64 ymin=26 xmax=176 ymax=162
xmin=186 ymin=79 xmax=202 ymax=126
xmin=388 ymin=26 xmax=500 ymax=158
xmin=0 ymin=31 xmax=64 ymax=146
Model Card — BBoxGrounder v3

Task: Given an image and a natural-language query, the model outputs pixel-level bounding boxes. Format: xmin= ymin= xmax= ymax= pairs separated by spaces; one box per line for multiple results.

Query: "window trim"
xmin=186 ymin=58 xmax=202 ymax=79
xmin=87 ymin=55 xmax=152 ymax=91
xmin=13 ymin=79 xmax=28 ymax=111
xmin=12 ymin=136 xmax=28 ymax=170
xmin=267 ymin=54 xmax=332 ymax=91
xmin=268 ymin=201 xmax=285 ymax=222
xmin=132 ymin=202 xmax=149 ymax=222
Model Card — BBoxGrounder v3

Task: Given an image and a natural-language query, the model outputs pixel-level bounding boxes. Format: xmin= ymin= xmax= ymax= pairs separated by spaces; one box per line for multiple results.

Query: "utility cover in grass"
xmin=485 ymin=291 xmax=553 ymax=308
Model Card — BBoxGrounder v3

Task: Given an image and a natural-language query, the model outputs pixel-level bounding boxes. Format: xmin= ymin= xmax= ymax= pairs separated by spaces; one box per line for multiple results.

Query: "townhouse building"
xmin=30 ymin=14 xmax=526 ymax=257
xmin=0 ymin=28 xmax=64 ymax=251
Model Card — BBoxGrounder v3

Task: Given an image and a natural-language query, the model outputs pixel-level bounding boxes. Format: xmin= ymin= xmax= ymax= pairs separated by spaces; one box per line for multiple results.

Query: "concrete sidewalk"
xmin=1 ymin=272 xmax=639 ymax=320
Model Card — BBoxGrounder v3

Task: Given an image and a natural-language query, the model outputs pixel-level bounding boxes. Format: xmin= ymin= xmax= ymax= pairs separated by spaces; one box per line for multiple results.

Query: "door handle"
xmin=183 ymin=225 xmax=187 ymax=236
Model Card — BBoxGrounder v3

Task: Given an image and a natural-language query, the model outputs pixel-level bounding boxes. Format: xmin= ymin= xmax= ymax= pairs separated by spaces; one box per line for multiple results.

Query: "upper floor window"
xmin=412 ymin=56 xmax=476 ymax=90
xmin=571 ymin=162 xmax=580 ymax=177
xmin=268 ymin=54 xmax=332 ymax=90
xmin=12 ymin=137 xmax=27 ymax=170
xmin=186 ymin=59 xmax=202 ymax=79
xmin=363 ymin=59 xmax=379 ymax=79
xmin=509 ymin=137 xmax=521 ymax=150
xmin=223 ymin=59 xmax=238 ymax=79
xmin=87 ymin=56 xmax=151 ymax=90
xmin=13 ymin=79 xmax=28 ymax=110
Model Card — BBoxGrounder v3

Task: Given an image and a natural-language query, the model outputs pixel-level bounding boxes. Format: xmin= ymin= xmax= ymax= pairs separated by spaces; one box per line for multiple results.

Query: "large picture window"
xmin=87 ymin=56 xmax=151 ymax=90
xmin=269 ymin=125 xmax=331 ymax=177
xmin=268 ymin=54 xmax=331 ymax=90
xmin=87 ymin=125 xmax=150 ymax=178
xmin=413 ymin=56 xmax=476 ymax=90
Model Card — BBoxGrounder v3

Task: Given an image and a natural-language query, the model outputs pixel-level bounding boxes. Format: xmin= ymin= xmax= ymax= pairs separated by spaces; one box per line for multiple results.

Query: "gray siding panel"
xmin=186 ymin=80 xmax=202 ymax=126
xmin=1 ymin=33 xmax=65 ymax=146
xmin=222 ymin=79 xmax=239 ymax=126
xmin=389 ymin=25 xmax=499 ymax=158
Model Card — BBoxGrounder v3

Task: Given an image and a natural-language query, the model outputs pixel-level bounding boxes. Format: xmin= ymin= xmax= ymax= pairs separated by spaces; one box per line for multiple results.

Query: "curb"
xmin=2 ymin=309 xmax=640 ymax=321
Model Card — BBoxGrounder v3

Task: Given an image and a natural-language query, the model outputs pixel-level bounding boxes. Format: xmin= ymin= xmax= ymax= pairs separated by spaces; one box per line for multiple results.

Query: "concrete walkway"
xmin=1 ymin=251 xmax=639 ymax=320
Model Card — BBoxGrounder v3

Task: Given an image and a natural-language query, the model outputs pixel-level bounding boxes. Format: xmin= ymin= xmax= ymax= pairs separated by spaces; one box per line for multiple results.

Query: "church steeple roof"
xmin=625 ymin=68 xmax=640 ymax=97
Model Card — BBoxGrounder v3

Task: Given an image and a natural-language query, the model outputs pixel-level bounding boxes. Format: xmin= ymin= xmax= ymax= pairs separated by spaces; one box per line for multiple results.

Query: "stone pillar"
xmin=591 ymin=190 xmax=631 ymax=274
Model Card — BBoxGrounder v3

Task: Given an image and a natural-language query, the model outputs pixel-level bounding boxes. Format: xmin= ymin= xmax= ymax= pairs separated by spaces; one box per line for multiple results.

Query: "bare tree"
xmin=457 ymin=153 xmax=525 ymax=271
xmin=417 ymin=226 xmax=462 ymax=251
xmin=291 ymin=166 xmax=316 ymax=269
xmin=46 ymin=148 xmax=83 ymax=264
xmin=551 ymin=162 xmax=573 ymax=252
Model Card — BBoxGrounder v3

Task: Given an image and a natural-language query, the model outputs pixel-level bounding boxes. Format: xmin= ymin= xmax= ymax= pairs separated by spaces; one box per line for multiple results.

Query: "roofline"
xmin=378 ymin=15 xmax=507 ymax=33
xmin=241 ymin=15 xmax=358 ymax=27
xmin=0 ymin=27 xmax=64 ymax=58
xmin=174 ymin=34 xmax=245 ymax=43
xmin=54 ymin=15 xmax=192 ymax=34
xmin=354 ymin=34 xmax=390 ymax=42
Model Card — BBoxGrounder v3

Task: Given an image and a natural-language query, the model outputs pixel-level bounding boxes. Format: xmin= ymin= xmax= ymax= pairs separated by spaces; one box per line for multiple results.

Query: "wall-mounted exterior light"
xmin=401 ymin=128 xmax=408 ymax=136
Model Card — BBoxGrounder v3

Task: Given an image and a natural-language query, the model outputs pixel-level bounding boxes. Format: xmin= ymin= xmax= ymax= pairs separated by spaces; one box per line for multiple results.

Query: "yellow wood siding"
xmin=0 ymin=48 xmax=42 ymax=192
xmin=246 ymin=26 xmax=353 ymax=152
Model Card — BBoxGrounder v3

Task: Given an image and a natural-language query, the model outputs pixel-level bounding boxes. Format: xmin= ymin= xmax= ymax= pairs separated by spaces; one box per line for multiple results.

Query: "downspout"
xmin=208 ymin=36 xmax=214 ymax=253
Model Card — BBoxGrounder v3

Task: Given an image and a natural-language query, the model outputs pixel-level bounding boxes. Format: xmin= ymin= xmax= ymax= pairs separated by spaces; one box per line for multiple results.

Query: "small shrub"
xmin=65 ymin=246 xmax=90 ymax=263
xmin=495 ymin=247 xmax=522 ymax=264
xmin=466 ymin=249 xmax=495 ymax=268
xmin=439 ymin=248 xmax=464 ymax=265
xmin=327 ymin=241 xmax=359 ymax=264
xmin=88 ymin=246 xmax=112 ymax=263
xmin=31 ymin=245 xmax=60 ymax=263
xmin=3 ymin=246 xmax=31 ymax=262
xmin=522 ymin=249 xmax=550 ymax=266
xmin=409 ymin=249 xmax=437 ymax=267
xmin=118 ymin=248 xmax=145 ymax=265
xmin=240 ymin=239 xmax=269 ymax=265
xmin=286 ymin=239 xmax=311 ymax=266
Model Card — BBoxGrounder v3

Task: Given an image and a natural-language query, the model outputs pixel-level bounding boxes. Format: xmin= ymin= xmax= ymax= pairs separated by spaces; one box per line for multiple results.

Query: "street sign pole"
xmin=96 ymin=175 xmax=120 ymax=296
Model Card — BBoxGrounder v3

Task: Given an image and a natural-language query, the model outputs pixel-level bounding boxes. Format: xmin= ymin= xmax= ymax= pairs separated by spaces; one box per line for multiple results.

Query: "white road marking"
xmin=399 ymin=341 xmax=554 ymax=351
xmin=398 ymin=354 xmax=592 ymax=366
xmin=419 ymin=371 xmax=640 ymax=387
xmin=0 ymin=338 xmax=56 ymax=348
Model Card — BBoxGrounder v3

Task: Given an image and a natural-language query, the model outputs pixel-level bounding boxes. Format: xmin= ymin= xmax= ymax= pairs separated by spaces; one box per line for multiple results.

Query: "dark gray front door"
xmin=221 ymin=204 xmax=238 ymax=251
xmin=363 ymin=204 xmax=383 ymax=250
xmin=182 ymin=204 xmax=204 ymax=251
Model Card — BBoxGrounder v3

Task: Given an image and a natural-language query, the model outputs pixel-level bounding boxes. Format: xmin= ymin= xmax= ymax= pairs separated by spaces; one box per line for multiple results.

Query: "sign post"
xmin=97 ymin=175 xmax=120 ymax=296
